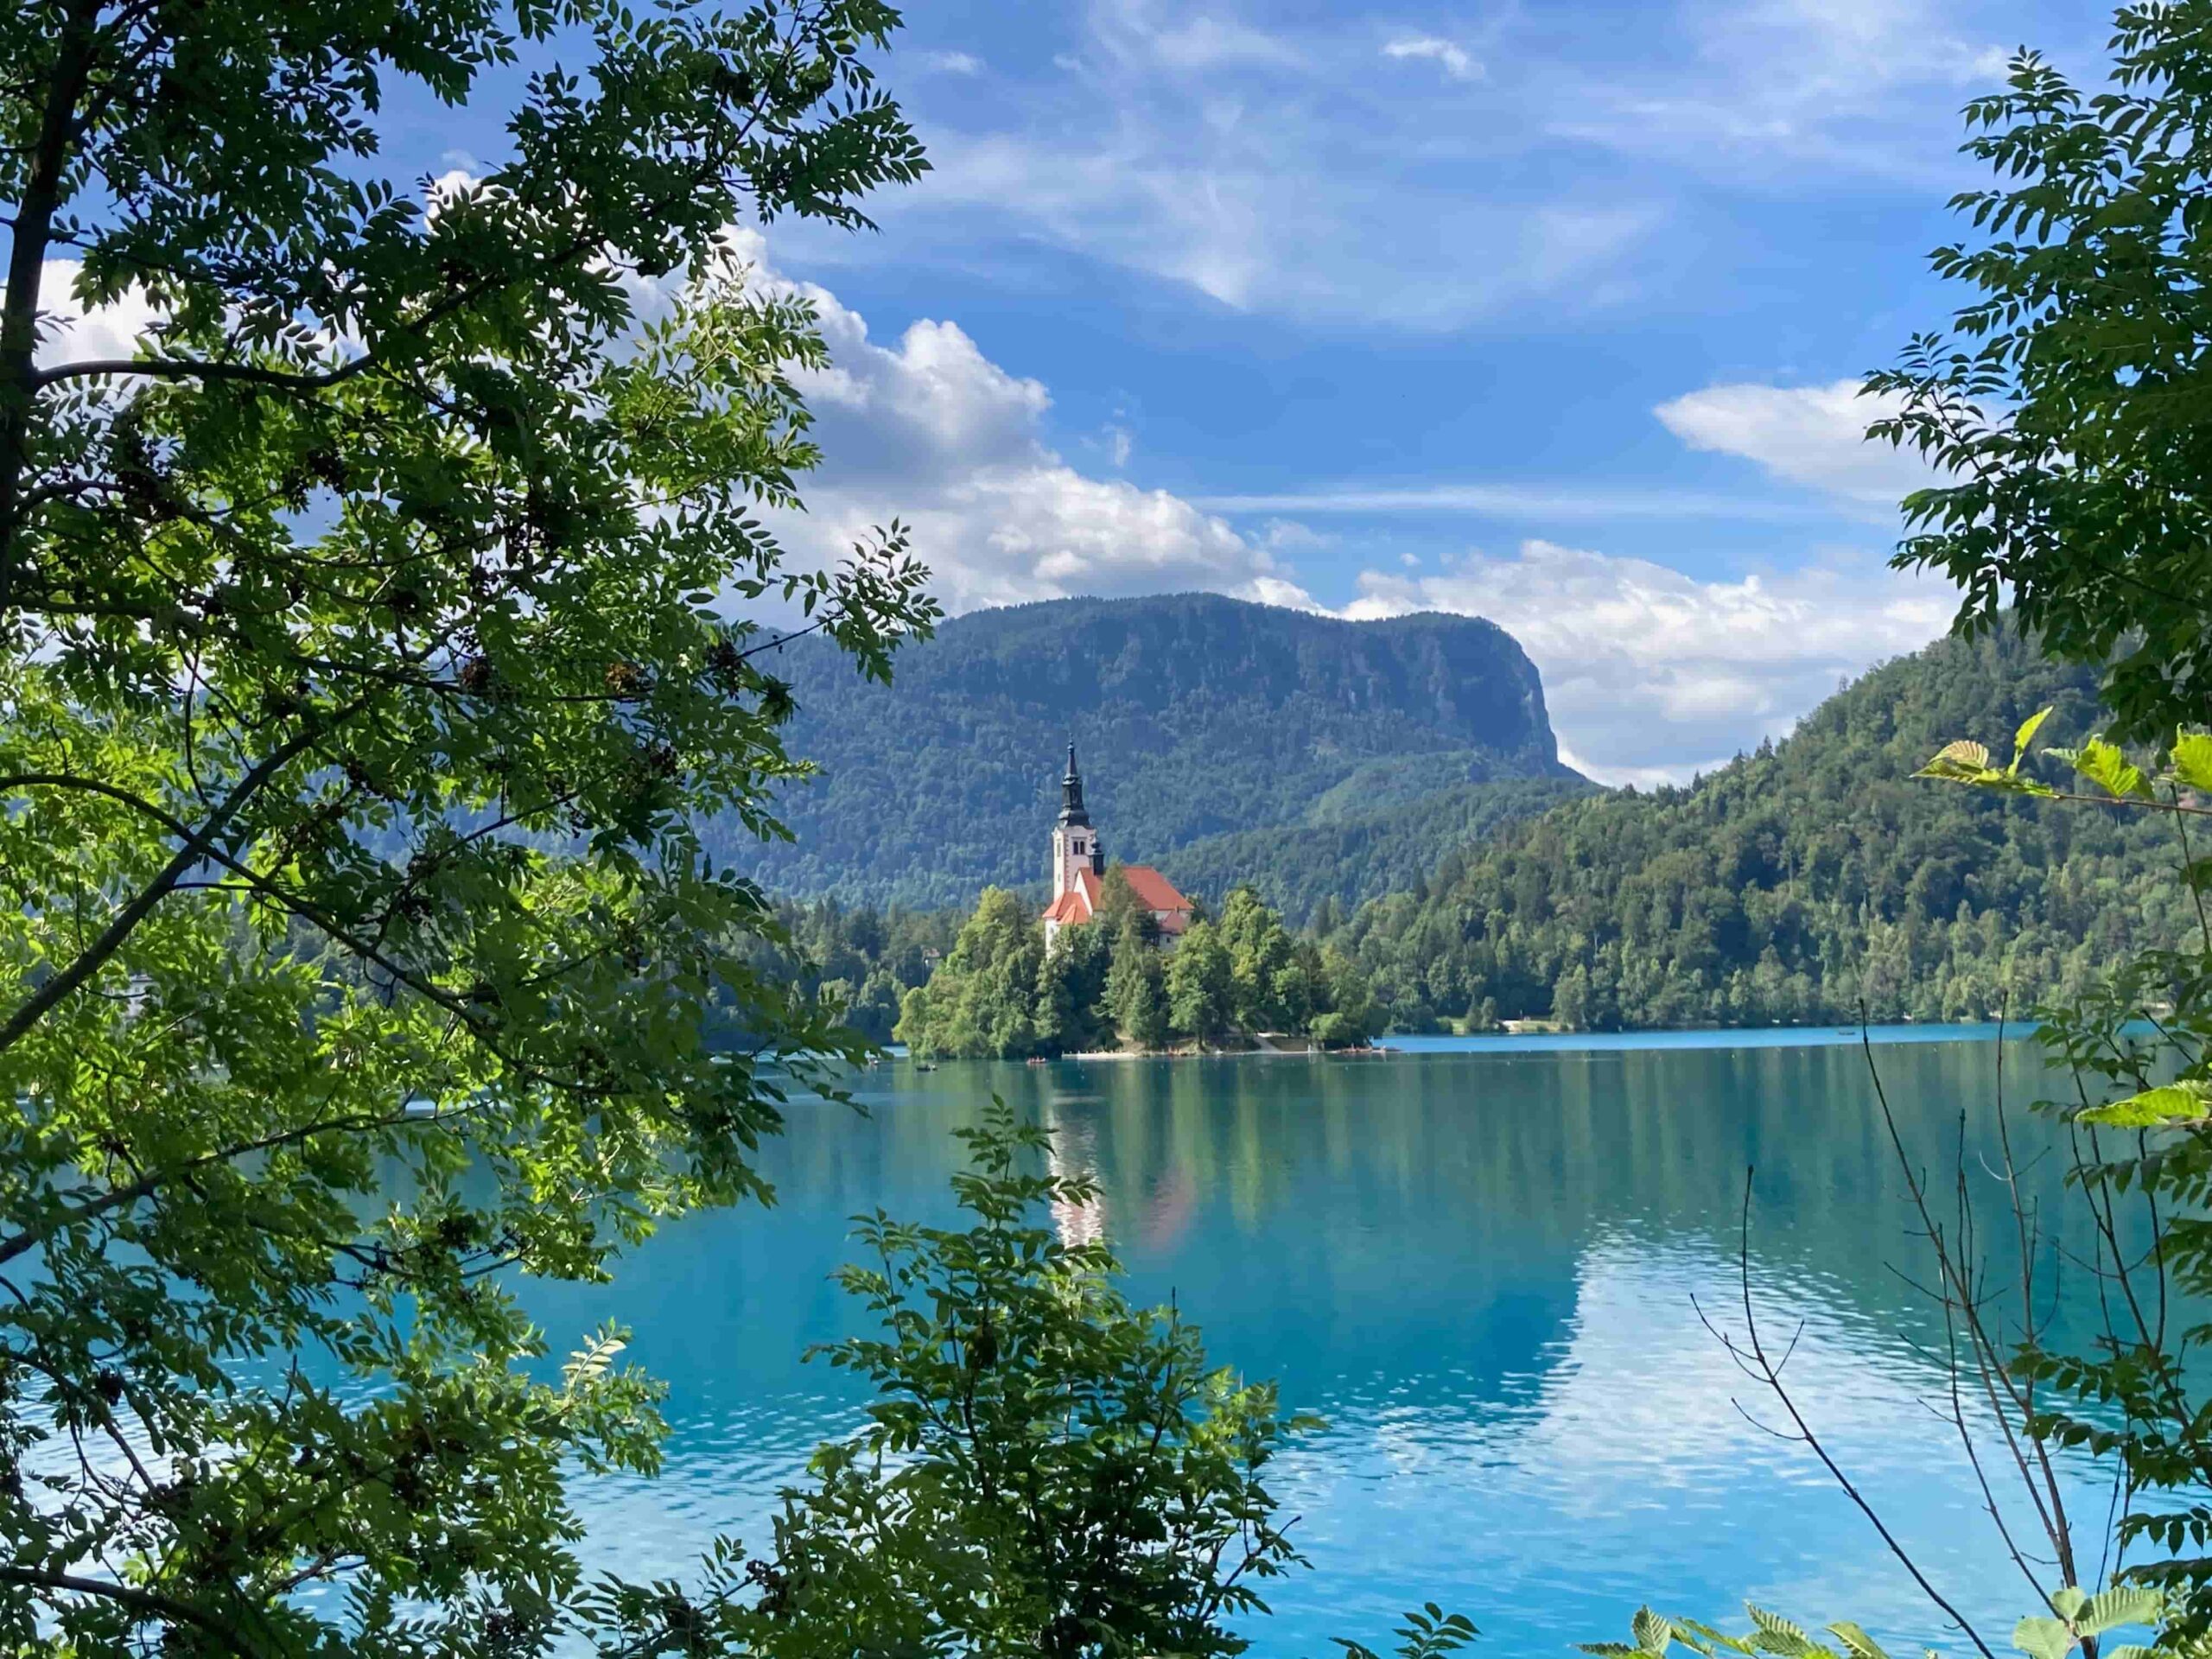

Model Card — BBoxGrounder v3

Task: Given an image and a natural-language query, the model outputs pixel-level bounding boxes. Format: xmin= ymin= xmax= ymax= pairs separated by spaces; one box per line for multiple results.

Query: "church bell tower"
xmin=1051 ymin=744 xmax=1105 ymax=898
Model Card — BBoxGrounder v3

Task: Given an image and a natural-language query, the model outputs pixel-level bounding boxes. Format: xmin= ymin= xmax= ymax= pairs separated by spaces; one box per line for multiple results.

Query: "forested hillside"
xmin=1332 ymin=626 xmax=2197 ymax=1031
xmin=729 ymin=594 xmax=1578 ymax=906
xmin=1160 ymin=773 xmax=1594 ymax=927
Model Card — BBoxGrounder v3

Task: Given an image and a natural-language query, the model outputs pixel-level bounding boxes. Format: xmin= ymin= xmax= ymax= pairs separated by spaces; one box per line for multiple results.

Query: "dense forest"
xmin=895 ymin=876 xmax=1379 ymax=1058
xmin=728 ymin=899 xmax=963 ymax=1046
xmin=1329 ymin=626 xmax=2196 ymax=1031
xmin=732 ymin=593 xmax=1578 ymax=906
xmin=1158 ymin=772 xmax=1594 ymax=927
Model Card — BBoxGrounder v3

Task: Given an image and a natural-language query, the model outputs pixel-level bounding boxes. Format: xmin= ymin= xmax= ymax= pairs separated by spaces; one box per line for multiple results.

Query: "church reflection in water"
xmin=1041 ymin=1096 xmax=1109 ymax=1248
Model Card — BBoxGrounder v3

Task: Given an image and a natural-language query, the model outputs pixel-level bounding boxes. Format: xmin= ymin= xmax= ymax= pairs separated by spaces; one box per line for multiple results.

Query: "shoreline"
xmin=889 ymin=1019 xmax=2034 ymax=1066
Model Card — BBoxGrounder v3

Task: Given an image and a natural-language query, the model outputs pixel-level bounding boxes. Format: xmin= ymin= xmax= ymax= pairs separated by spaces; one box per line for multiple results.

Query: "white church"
xmin=1038 ymin=745 xmax=1194 ymax=950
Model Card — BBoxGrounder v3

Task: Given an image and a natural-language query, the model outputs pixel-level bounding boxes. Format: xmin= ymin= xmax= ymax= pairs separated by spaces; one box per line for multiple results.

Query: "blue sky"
xmin=44 ymin=0 xmax=2111 ymax=783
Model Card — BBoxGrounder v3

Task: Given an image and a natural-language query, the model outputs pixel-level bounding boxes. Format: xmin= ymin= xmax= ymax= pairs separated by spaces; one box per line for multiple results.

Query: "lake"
xmin=523 ymin=1026 xmax=2107 ymax=1656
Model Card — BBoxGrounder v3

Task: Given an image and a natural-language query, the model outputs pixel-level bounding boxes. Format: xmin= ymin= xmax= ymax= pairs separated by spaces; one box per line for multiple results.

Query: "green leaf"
xmin=1747 ymin=1606 xmax=1818 ymax=1657
xmin=2171 ymin=731 xmax=2212 ymax=791
xmin=2012 ymin=705 xmax=2055 ymax=770
xmin=2078 ymin=1586 xmax=2159 ymax=1637
xmin=2077 ymin=1080 xmax=2212 ymax=1129
xmin=1827 ymin=1622 xmax=1889 ymax=1659
xmin=1635 ymin=1607 xmax=1675 ymax=1655
xmin=2013 ymin=1617 xmax=2075 ymax=1659
xmin=2063 ymin=737 xmax=2152 ymax=801
xmin=2049 ymin=1588 xmax=2088 ymax=1622
xmin=1917 ymin=739 xmax=1995 ymax=782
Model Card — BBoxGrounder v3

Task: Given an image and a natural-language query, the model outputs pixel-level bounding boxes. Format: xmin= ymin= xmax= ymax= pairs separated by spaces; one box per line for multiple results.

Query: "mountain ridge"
xmin=728 ymin=592 xmax=1580 ymax=908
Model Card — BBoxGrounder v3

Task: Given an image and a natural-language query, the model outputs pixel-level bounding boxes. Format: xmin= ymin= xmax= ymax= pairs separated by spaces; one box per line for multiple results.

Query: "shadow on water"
xmin=519 ymin=1033 xmax=2104 ymax=1656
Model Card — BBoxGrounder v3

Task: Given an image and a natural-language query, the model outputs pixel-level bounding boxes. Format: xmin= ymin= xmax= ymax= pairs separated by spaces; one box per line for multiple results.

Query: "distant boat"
xmin=914 ymin=1061 xmax=937 ymax=1072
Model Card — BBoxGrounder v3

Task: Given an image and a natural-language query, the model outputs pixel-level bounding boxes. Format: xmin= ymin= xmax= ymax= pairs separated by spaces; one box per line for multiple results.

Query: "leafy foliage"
xmin=1331 ymin=627 xmax=2195 ymax=1032
xmin=736 ymin=594 xmax=1579 ymax=909
xmin=1866 ymin=3 xmax=2212 ymax=747
xmin=0 ymin=2 xmax=935 ymax=1651
xmin=1585 ymin=1601 xmax=1958 ymax=1659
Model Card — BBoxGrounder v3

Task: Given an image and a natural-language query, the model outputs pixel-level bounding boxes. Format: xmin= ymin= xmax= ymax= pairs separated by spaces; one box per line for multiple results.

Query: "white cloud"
xmin=1382 ymin=35 xmax=1480 ymax=81
xmin=1655 ymin=378 xmax=1941 ymax=509
xmin=35 ymin=261 xmax=159 ymax=368
xmin=922 ymin=50 xmax=984 ymax=74
xmin=1337 ymin=538 xmax=1953 ymax=785
xmin=711 ymin=232 xmax=1294 ymax=614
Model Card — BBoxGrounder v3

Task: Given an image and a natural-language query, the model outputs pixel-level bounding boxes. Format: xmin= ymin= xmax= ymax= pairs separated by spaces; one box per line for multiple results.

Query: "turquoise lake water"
xmin=521 ymin=1025 xmax=2109 ymax=1656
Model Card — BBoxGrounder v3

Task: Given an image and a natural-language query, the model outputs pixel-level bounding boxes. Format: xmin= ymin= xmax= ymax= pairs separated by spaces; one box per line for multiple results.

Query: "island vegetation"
xmin=893 ymin=872 xmax=1379 ymax=1058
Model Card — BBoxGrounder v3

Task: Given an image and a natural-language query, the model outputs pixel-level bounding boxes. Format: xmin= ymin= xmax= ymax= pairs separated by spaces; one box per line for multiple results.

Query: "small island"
xmin=895 ymin=747 xmax=1380 ymax=1059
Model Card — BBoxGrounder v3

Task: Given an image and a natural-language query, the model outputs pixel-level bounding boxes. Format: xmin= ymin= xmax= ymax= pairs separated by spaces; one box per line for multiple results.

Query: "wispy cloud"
xmin=849 ymin=0 xmax=1662 ymax=327
xmin=1382 ymin=35 xmax=1480 ymax=81
xmin=1654 ymin=378 xmax=1943 ymax=508
xmin=921 ymin=49 xmax=985 ymax=74
xmin=1192 ymin=483 xmax=1840 ymax=523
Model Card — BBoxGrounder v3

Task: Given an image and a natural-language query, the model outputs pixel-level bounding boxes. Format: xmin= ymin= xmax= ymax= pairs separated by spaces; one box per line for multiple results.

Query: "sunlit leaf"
xmin=2078 ymin=1081 xmax=2212 ymax=1129
xmin=2171 ymin=731 xmax=2212 ymax=791
xmin=2012 ymin=705 xmax=2054 ymax=769
xmin=2013 ymin=1616 xmax=2075 ymax=1659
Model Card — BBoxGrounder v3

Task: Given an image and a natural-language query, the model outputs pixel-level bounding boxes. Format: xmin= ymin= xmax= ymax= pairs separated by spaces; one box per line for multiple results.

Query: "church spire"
xmin=1058 ymin=742 xmax=1090 ymax=828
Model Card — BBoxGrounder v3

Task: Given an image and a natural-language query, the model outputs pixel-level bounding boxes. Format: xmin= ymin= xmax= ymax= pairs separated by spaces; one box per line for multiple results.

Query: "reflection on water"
xmin=520 ymin=1033 xmax=2099 ymax=1656
xmin=1043 ymin=1096 xmax=1109 ymax=1247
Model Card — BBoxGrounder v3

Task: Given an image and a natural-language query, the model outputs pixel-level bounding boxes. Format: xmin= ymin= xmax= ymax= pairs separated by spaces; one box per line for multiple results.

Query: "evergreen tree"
xmin=1106 ymin=912 xmax=1170 ymax=1050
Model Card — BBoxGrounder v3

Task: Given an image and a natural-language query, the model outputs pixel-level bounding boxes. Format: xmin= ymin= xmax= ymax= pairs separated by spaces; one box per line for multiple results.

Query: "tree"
xmin=1166 ymin=919 xmax=1234 ymax=1046
xmin=0 ymin=3 xmax=932 ymax=1652
xmin=1309 ymin=944 xmax=1379 ymax=1049
xmin=1094 ymin=863 xmax=1161 ymax=945
xmin=1217 ymin=886 xmax=1293 ymax=1033
xmin=1105 ymin=912 xmax=1171 ymax=1051
xmin=1032 ymin=924 xmax=1110 ymax=1057
xmin=1868 ymin=6 xmax=2212 ymax=745
xmin=895 ymin=887 xmax=1043 ymax=1059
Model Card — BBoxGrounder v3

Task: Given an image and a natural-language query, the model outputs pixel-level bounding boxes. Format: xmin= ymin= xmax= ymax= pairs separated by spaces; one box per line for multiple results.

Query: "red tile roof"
xmin=1041 ymin=867 xmax=1101 ymax=925
xmin=1118 ymin=865 xmax=1191 ymax=914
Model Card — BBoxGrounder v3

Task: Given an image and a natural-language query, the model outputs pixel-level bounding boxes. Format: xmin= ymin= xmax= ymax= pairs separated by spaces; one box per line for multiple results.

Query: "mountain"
xmin=1332 ymin=625 xmax=2195 ymax=1031
xmin=728 ymin=594 xmax=1583 ymax=908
